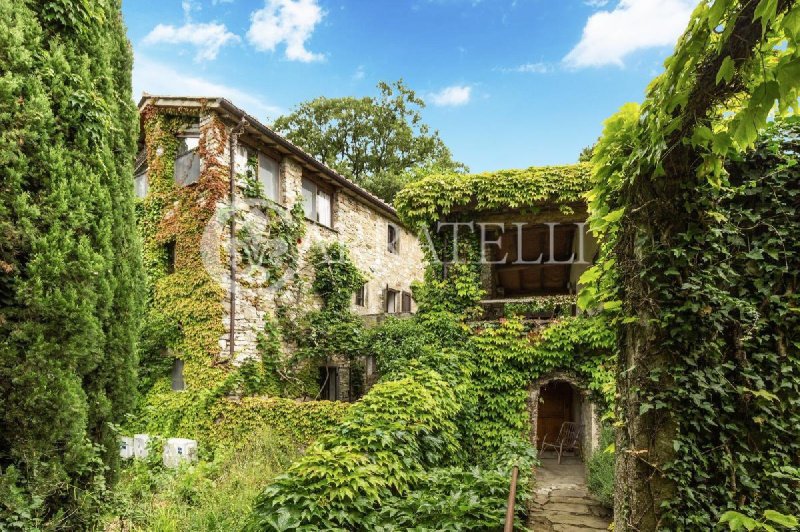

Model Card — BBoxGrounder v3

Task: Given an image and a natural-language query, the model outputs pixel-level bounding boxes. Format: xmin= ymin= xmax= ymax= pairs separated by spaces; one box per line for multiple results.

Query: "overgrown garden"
xmin=2 ymin=0 xmax=800 ymax=530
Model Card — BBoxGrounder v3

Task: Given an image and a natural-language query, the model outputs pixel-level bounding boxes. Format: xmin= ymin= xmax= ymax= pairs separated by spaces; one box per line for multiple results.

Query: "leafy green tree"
xmin=273 ymin=80 xmax=466 ymax=202
xmin=578 ymin=143 xmax=595 ymax=163
xmin=0 ymin=0 xmax=142 ymax=527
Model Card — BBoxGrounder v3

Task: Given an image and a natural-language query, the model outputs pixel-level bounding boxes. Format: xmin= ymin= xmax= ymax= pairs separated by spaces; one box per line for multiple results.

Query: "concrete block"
xmin=133 ymin=434 xmax=150 ymax=459
xmin=119 ymin=436 xmax=134 ymax=460
xmin=162 ymin=438 xmax=198 ymax=468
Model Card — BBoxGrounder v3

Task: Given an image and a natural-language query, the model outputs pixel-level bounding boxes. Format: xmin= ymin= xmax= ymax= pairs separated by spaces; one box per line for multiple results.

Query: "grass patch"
xmin=105 ymin=426 xmax=299 ymax=531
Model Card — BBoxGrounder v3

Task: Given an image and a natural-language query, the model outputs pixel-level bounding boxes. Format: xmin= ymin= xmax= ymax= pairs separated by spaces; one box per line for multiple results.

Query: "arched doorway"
xmin=536 ymin=380 xmax=581 ymax=450
xmin=528 ymin=373 xmax=599 ymax=459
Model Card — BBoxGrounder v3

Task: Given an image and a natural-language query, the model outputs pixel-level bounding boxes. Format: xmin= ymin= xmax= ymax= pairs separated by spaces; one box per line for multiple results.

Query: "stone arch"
xmin=528 ymin=370 xmax=601 ymax=459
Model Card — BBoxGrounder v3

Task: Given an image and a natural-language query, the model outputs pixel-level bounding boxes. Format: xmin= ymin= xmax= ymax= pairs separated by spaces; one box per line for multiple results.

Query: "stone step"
xmin=549 ymin=489 xmax=591 ymax=498
xmin=552 ymin=525 xmax=608 ymax=532
xmin=546 ymin=513 xmax=612 ymax=529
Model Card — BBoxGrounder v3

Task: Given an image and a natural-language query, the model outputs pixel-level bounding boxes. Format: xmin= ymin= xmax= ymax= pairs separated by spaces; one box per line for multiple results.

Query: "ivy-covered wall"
xmin=395 ymin=162 xmax=616 ymax=458
xmin=131 ymin=100 xmax=429 ymax=448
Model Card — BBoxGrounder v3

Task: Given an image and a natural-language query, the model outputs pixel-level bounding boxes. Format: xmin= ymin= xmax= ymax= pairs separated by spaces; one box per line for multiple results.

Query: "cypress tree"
xmin=0 ymin=0 xmax=142 ymax=527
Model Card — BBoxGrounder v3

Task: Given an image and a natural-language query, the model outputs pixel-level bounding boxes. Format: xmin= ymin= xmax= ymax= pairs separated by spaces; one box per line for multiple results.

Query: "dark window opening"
xmin=171 ymin=358 xmax=185 ymax=391
xmin=494 ymin=225 xmax=577 ymax=297
xmin=165 ymin=240 xmax=177 ymax=274
xmin=318 ymin=366 xmax=339 ymax=401
xmin=401 ymin=291 xmax=412 ymax=313
xmin=348 ymin=364 xmax=364 ymax=402
xmin=387 ymin=224 xmax=399 ymax=254
xmin=355 ymin=284 xmax=367 ymax=307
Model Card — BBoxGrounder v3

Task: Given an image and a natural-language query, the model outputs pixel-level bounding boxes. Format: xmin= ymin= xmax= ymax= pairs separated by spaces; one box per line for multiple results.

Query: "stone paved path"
xmin=528 ymin=457 xmax=612 ymax=531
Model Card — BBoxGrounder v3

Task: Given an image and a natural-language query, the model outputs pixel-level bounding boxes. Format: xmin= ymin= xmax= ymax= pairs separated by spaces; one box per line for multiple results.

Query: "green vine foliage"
xmin=625 ymin=120 xmax=799 ymax=527
xmin=131 ymin=110 xmax=343 ymax=452
xmin=248 ymin=313 xmax=538 ymax=530
xmin=466 ymin=316 xmax=616 ymax=458
xmin=394 ymin=163 xmax=593 ymax=228
xmin=583 ymin=0 xmax=800 ymax=527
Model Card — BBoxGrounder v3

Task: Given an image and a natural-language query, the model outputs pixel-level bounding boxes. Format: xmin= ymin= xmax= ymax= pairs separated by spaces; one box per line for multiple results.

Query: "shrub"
xmin=246 ymin=368 xmax=464 ymax=530
xmin=587 ymin=426 xmax=615 ymax=508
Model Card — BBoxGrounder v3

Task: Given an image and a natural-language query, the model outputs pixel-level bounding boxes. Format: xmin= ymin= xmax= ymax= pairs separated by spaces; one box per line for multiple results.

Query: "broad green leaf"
xmin=764 ymin=510 xmax=799 ymax=527
xmin=716 ymin=56 xmax=735 ymax=85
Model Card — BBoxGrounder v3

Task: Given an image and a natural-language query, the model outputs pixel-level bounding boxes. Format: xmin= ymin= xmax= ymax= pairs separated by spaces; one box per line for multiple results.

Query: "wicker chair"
xmin=540 ymin=422 xmax=583 ymax=464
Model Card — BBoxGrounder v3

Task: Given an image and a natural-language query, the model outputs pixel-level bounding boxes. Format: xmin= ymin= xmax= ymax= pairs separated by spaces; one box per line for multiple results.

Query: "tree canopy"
xmin=0 ymin=0 xmax=142 ymax=528
xmin=272 ymin=80 xmax=466 ymax=203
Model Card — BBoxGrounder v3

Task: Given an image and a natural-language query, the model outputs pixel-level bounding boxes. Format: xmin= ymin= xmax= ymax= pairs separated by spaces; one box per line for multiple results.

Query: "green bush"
xmin=247 ymin=368 xmax=464 ymax=530
xmin=104 ymin=426 xmax=298 ymax=531
xmin=0 ymin=0 xmax=142 ymax=527
xmin=587 ymin=426 xmax=615 ymax=508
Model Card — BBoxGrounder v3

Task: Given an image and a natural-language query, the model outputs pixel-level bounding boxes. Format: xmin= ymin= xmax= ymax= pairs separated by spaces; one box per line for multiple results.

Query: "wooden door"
xmin=537 ymin=381 xmax=573 ymax=447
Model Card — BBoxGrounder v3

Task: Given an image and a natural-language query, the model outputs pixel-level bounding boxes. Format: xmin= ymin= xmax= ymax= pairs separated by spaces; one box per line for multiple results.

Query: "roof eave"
xmin=137 ymin=95 xmax=401 ymax=223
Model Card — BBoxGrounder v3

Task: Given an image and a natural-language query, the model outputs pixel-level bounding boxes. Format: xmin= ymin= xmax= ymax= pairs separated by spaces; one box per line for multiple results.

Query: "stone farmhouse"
xmin=135 ymin=95 xmax=424 ymax=402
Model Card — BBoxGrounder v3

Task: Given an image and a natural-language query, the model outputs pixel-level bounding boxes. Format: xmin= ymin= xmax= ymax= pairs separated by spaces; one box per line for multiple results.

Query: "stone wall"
xmin=197 ymin=112 xmax=425 ymax=368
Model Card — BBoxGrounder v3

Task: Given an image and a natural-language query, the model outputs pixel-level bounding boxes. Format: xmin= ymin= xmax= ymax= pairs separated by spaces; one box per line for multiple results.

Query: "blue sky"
xmin=124 ymin=0 xmax=697 ymax=172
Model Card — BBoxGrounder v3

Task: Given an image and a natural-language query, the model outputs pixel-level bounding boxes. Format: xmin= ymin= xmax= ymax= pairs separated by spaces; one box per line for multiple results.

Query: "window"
xmin=387 ymin=224 xmax=399 ymax=254
xmin=258 ymin=152 xmax=280 ymax=202
xmin=386 ymin=289 xmax=399 ymax=314
xmin=301 ymin=177 xmax=333 ymax=227
xmin=174 ymin=136 xmax=200 ymax=186
xmin=165 ymin=240 xmax=176 ymax=274
xmin=318 ymin=366 xmax=339 ymax=401
xmin=402 ymin=291 xmax=412 ymax=313
xmin=171 ymin=359 xmax=185 ymax=391
xmin=355 ymin=283 xmax=367 ymax=307
xmin=236 ymin=146 xmax=280 ymax=202
xmin=134 ymin=171 xmax=149 ymax=199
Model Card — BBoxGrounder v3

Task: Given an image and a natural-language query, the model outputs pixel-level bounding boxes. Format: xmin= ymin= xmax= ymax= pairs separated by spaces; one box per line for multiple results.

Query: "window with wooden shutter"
xmin=401 ymin=291 xmax=412 ymax=313
xmin=174 ymin=136 xmax=200 ymax=186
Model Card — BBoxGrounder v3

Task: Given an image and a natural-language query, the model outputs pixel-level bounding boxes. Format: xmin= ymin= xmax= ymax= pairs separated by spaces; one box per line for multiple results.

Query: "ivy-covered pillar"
xmin=602 ymin=1 xmax=800 ymax=528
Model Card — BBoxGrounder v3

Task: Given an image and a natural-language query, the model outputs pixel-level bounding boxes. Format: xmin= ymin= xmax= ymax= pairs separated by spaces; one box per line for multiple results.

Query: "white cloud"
xmin=584 ymin=0 xmax=609 ymax=7
xmin=429 ymin=85 xmax=472 ymax=107
xmin=352 ymin=65 xmax=366 ymax=81
xmin=247 ymin=0 xmax=325 ymax=62
xmin=500 ymin=62 xmax=551 ymax=74
xmin=143 ymin=21 xmax=239 ymax=61
xmin=564 ymin=0 xmax=695 ymax=68
xmin=133 ymin=53 xmax=283 ymax=119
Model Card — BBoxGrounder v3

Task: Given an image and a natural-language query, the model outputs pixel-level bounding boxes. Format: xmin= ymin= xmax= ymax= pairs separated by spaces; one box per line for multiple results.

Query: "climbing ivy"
xmin=583 ymin=0 xmax=800 ymax=527
xmin=130 ymin=108 xmax=343 ymax=451
xmin=394 ymin=163 xmax=593 ymax=228
xmin=466 ymin=316 xmax=616 ymax=458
